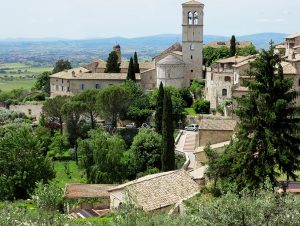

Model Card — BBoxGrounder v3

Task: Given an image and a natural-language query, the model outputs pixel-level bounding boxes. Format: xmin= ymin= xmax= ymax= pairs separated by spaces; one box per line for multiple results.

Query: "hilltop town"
xmin=0 ymin=0 xmax=300 ymax=225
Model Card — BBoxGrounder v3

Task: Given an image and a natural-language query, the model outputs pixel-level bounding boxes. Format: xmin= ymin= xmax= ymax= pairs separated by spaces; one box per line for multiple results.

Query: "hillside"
xmin=0 ymin=33 xmax=288 ymax=66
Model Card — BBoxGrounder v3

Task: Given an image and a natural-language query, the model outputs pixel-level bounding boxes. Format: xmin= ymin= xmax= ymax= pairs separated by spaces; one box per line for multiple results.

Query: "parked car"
xmin=185 ymin=124 xmax=199 ymax=131
xmin=125 ymin=122 xmax=137 ymax=128
xmin=140 ymin=123 xmax=151 ymax=129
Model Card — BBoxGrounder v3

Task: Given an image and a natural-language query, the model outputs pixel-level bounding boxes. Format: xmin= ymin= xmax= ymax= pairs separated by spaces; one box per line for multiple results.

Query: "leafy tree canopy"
xmin=52 ymin=59 xmax=71 ymax=74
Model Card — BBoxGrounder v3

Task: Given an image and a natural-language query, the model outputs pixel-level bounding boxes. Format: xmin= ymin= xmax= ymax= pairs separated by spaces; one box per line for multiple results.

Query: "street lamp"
xmin=178 ymin=119 xmax=182 ymax=130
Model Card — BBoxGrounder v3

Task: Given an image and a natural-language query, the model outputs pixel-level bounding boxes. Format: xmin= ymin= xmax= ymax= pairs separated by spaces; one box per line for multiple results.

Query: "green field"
xmin=53 ymin=161 xmax=86 ymax=189
xmin=0 ymin=63 xmax=53 ymax=92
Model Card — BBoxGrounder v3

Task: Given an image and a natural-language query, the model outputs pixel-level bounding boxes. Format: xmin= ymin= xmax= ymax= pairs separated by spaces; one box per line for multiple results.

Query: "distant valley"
xmin=0 ymin=33 xmax=288 ymax=66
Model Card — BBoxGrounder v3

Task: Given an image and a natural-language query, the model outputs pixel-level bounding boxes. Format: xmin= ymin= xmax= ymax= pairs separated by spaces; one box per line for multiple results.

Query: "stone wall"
xmin=9 ymin=104 xmax=43 ymax=121
xmin=141 ymin=68 xmax=157 ymax=90
xmin=199 ymin=129 xmax=234 ymax=147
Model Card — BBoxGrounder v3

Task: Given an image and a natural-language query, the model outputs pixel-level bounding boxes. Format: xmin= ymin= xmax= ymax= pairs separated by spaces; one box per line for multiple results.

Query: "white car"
xmin=185 ymin=124 xmax=199 ymax=131
xmin=125 ymin=122 xmax=137 ymax=128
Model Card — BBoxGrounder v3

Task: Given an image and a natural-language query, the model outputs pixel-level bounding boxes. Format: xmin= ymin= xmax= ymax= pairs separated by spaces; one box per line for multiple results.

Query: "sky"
xmin=0 ymin=0 xmax=299 ymax=39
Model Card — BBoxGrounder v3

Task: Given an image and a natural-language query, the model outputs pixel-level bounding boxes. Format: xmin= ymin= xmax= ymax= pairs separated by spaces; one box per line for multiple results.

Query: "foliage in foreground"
xmin=2 ymin=190 xmax=300 ymax=226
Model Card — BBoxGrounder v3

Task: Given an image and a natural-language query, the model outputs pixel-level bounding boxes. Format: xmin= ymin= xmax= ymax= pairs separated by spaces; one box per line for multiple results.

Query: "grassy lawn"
xmin=53 ymin=161 xmax=86 ymax=189
xmin=185 ymin=108 xmax=198 ymax=116
xmin=0 ymin=79 xmax=35 ymax=91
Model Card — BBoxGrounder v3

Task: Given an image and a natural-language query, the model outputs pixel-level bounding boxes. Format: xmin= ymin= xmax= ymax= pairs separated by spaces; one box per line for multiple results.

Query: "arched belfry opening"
xmin=188 ymin=12 xmax=193 ymax=25
xmin=193 ymin=11 xmax=198 ymax=25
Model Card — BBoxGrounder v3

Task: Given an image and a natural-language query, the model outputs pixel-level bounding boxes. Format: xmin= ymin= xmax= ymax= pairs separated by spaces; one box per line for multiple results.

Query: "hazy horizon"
xmin=0 ymin=0 xmax=299 ymax=39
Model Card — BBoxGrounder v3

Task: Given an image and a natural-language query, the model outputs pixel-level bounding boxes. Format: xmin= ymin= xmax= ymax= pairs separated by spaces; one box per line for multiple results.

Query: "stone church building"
xmin=50 ymin=0 xmax=205 ymax=97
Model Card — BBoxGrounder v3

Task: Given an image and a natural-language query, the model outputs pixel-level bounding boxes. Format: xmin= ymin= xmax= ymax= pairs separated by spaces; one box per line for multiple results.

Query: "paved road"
xmin=176 ymin=131 xmax=199 ymax=170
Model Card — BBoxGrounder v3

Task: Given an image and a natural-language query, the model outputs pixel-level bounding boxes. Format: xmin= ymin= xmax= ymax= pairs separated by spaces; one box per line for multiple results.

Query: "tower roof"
xmin=157 ymin=55 xmax=185 ymax=66
xmin=182 ymin=0 xmax=204 ymax=6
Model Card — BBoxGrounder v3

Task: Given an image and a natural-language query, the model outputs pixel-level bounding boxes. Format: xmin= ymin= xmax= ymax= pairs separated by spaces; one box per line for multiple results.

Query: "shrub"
xmin=192 ymin=99 xmax=210 ymax=114
xmin=32 ymin=182 xmax=64 ymax=212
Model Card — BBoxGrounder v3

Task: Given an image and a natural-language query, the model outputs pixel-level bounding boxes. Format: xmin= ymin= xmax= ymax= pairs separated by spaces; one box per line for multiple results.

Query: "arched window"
xmin=193 ymin=11 xmax=199 ymax=25
xmin=190 ymin=44 xmax=195 ymax=51
xmin=188 ymin=12 xmax=193 ymax=25
xmin=222 ymin=89 xmax=227 ymax=97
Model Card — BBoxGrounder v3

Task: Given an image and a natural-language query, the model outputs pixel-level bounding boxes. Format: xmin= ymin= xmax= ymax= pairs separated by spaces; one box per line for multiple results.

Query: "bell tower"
xmin=182 ymin=0 xmax=204 ymax=83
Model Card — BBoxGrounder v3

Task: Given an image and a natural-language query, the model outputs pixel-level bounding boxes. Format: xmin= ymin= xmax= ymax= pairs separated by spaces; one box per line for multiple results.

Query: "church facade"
xmin=50 ymin=0 xmax=205 ymax=97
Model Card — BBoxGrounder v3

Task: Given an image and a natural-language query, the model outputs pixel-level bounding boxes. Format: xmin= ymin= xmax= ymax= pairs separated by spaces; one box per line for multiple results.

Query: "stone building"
xmin=206 ymin=33 xmax=300 ymax=109
xmin=49 ymin=0 xmax=205 ymax=97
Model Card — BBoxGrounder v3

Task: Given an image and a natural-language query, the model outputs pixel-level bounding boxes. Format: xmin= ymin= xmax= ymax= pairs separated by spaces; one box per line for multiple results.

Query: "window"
xmin=193 ymin=11 xmax=199 ymax=25
xmin=225 ymin=76 xmax=231 ymax=82
xmin=222 ymin=89 xmax=227 ymax=97
xmin=191 ymin=70 xmax=194 ymax=73
xmin=191 ymin=55 xmax=193 ymax=59
xmin=67 ymin=87 xmax=70 ymax=92
xmin=190 ymin=44 xmax=195 ymax=51
xmin=62 ymin=79 xmax=64 ymax=83
xmin=299 ymin=79 xmax=300 ymax=86
xmin=28 ymin=109 xmax=32 ymax=115
xmin=61 ymin=86 xmax=64 ymax=91
xmin=56 ymin=85 xmax=59 ymax=91
xmin=95 ymin=84 xmax=100 ymax=89
xmin=80 ymin=84 xmax=85 ymax=90
xmin=188 ymin=12 xmax=193 ymax=25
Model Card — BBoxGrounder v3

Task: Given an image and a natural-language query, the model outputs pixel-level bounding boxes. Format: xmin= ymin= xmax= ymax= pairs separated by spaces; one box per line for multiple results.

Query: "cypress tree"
xmin=134 ymin=52 xmax=140 ymax=73
xmin=127 ymin=57 xmax=136 ymax=81
xmin=230 ymin=35 xmax=236 ymax=57
xmin=161 ymin=91 xmax=175 ymax=172
xmin=155 ymin=82 xmax=164 ymax=134
xmin=105 ymin=51 xmax=121 ymax=73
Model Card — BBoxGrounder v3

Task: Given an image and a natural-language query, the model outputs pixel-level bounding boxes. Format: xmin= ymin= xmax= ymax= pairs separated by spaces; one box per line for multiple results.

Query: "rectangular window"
xmin=67 ymin=87 xmax=70 ymax=92
xmin=95 ymin=84 xmax=100 ymax=89
xmin=225 ymin=76 xmax=231 ymax=82
xmin=61 ymin=86 xmax=64 ymax=91
xmin=80 ymin=84 xmax=85 ymax=90
xmin=62 ymin=79 xmax=64 ymax=83
xmin=298 ymin=79 xmax=300 ymax=86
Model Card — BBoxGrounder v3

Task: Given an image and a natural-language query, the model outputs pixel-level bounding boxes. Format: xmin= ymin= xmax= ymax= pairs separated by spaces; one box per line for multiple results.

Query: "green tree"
xmin=61 ymin=101 xmax=87 ymax=163
xmin=130 ymin=129 xmax=162 ymax=174
xmin=34 ymin=71 xmax=52 ymax=95
xmin=192 ymin=99 xmax=210 ymax=114
xmin=78 ymin=129 xmax=127 ymax=183
xmin=42 ymin=96 xmax=68 ymax=134
xmin=0 ymin=127 xmax=55 ymax=200
xmin=203 ymin=46 xmax=230 ymax=67
xmin=155 ymin=82 xmax=164 ymax=134
xmin=219 ymin=44 xmax=300 ymax=191
xmin=105 ymin=51 xmax=120 ymax=73
xmin=238 ymin=44 xmax=258 ymax=56
xmin=134 ymin=51 xmax=140 ymax=73
xmin=48 ymin=132 xmax=70 ymax=158
xmin=123 ymin=81 xmax=153 ymax=125
xmin=52 ymin=59 xmax=71 ymax=74
xmin=161 ymin=91 xmax=175 ymax=171
xmin=97 ymin=85 xmax=130 ymax=128
xmin=127 ymin=57 xmax=136 ymax=81
xmin=230 ymin=35 xmax=236 ymax=57
xmin=72 ymin=89 xmax=99 ymax=129
xmin=34 ymin=126 xmax=52 ymax=156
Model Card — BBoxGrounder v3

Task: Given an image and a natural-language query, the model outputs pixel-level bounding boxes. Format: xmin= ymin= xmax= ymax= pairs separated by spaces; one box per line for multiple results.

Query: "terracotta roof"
xmin=233 ymin=86 xmax=249 ymax=92
xmin=216 ymin=55 xmax=255 ymax=64
xmin=205 ymin=41 xmax=252 ymax=48
xmin=83 ymin=60 xmax=154 ymax=72
xmin=157 ymin=55 xmax=185 ymax=65
xmin=281 ymin=61 xmax=297 ymax=74
xmin=233 ymin=58 xmax=255 ymax=68
xmin=50 ymin=67 xmax=141 ymax=80
xmin=109 ymin=170 xmax=199 ymax=212
xmin=286 ymin=33 xmax=300 ymax=39
xmin=199 ymin=119 xmax=237 ymax=131
xmin=182 ymin=0 xmax=204 ymax=6
xmin=278 ymin=181 xmax=300 ymax=193
xmin=64 ymin=184 xmax=117 ymax=199
xmin=154 ymin=43 xmax=182 ymax=62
